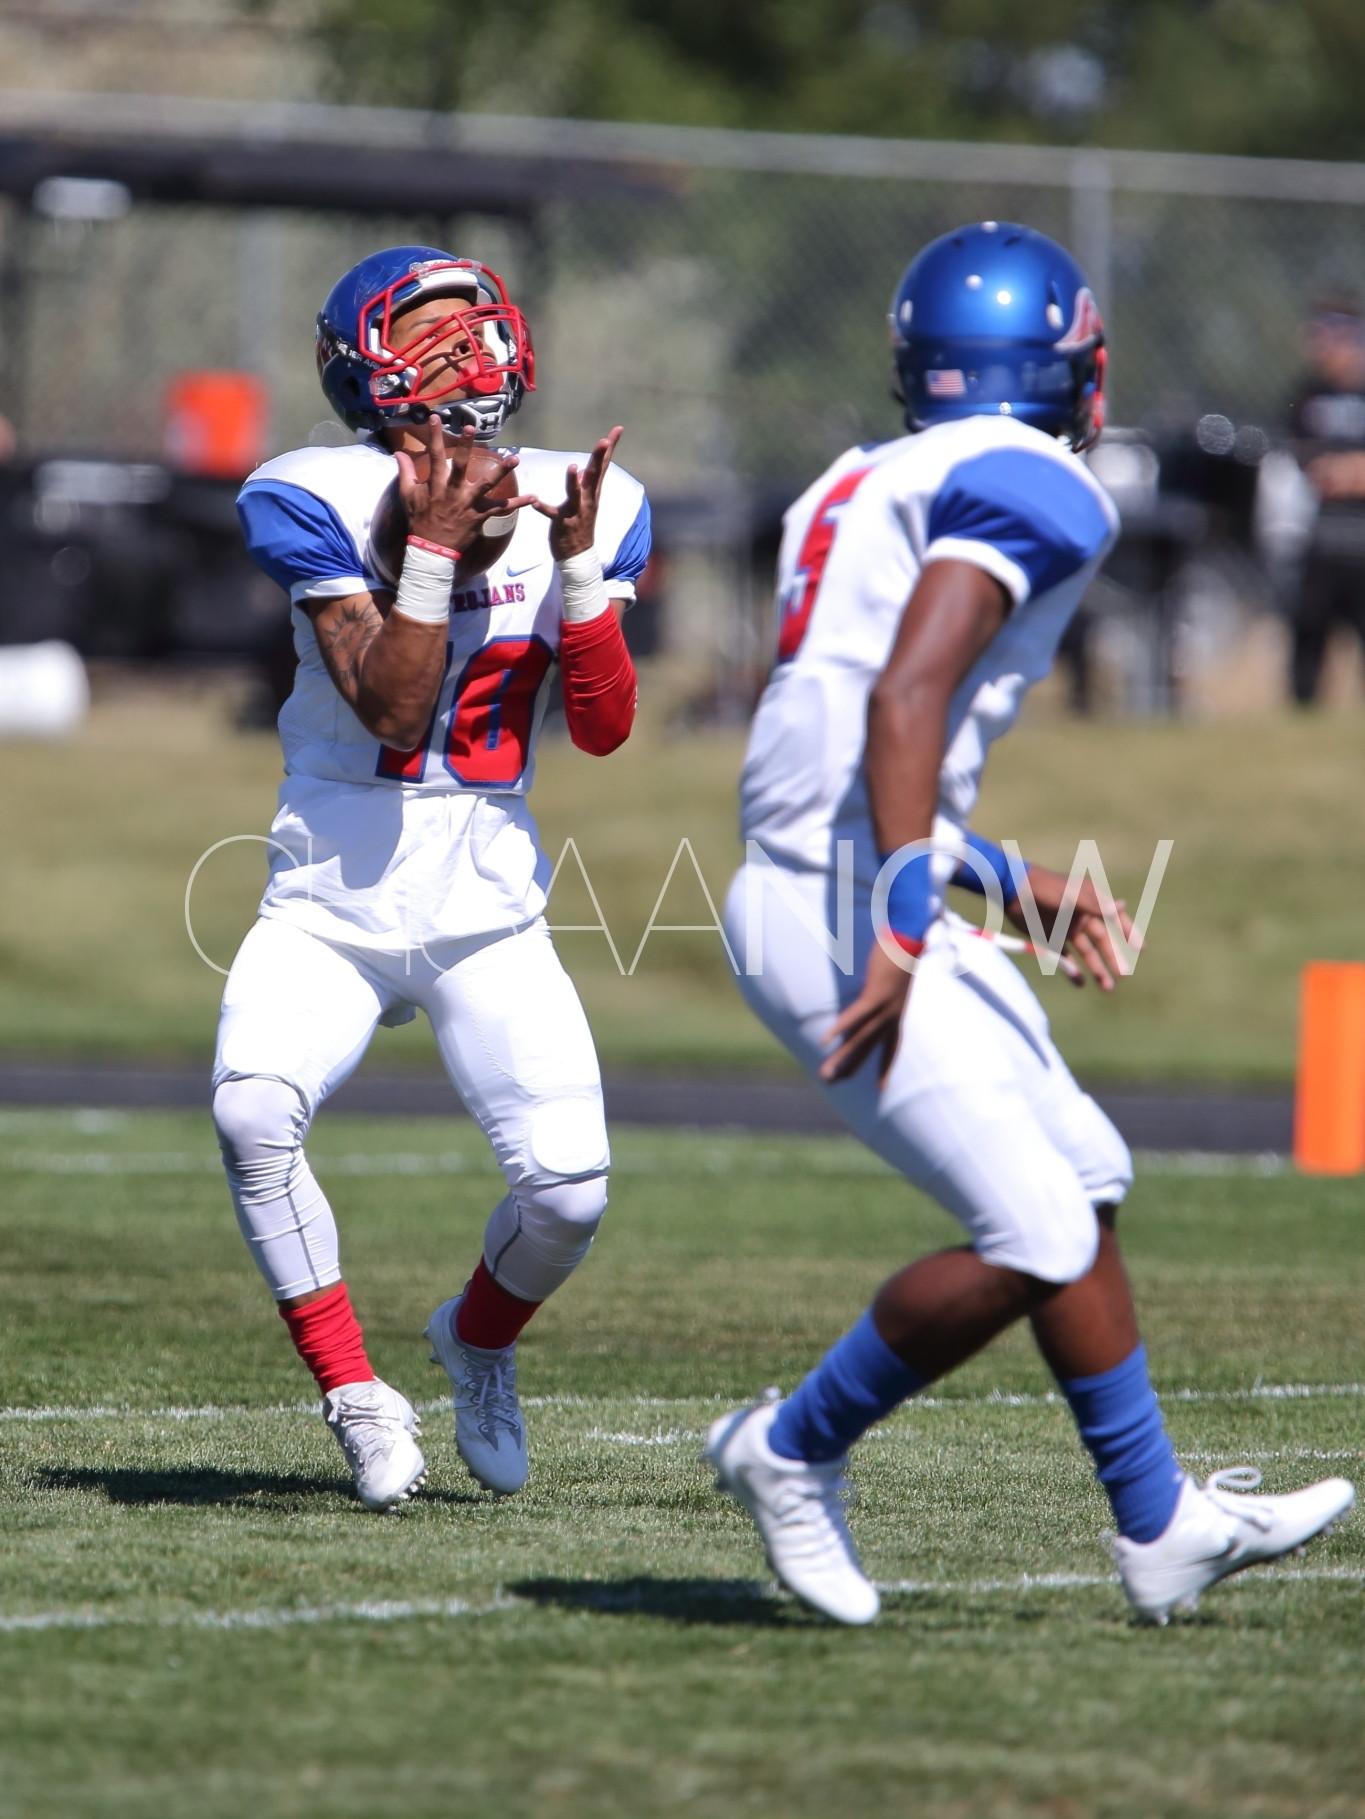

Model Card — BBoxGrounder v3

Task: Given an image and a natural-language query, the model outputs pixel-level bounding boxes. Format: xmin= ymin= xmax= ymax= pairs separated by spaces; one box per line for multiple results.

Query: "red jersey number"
xmin=445 ymin=635 xmax=553 ymax=786
xmin=376 ymin=634 xmax=553 ymax=787
xmin=775 ymin=465 xmax=874 ymax=663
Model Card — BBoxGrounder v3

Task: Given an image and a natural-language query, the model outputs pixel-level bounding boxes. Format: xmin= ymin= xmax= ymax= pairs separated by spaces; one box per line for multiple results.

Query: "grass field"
xmin=2 ymin=1107 xmax=1362 ymax=1819
xmin=2 ymin=676 xmax=1364 ymax=1083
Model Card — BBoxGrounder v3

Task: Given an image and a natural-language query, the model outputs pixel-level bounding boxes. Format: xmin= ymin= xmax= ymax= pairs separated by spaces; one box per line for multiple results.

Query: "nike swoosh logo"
xmin=506 ymin=562 xmax=541 ymax=577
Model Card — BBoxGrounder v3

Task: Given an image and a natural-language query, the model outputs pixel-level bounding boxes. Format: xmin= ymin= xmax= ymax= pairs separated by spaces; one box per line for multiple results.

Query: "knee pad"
xmin=524 ymin=1096 xmax=611 ymax=1184
xmin=212 ymin=1074 xmax=309 ymax=1202
xmin=485 ymin=1174 xmax=609 ymax=1302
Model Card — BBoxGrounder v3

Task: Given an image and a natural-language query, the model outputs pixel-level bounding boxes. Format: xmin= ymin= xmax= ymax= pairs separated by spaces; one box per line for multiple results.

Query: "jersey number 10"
xmin=775 ymin=465 xmax=873 ymax=663
xmin=376 ymin=634 xmax=553 ymax=786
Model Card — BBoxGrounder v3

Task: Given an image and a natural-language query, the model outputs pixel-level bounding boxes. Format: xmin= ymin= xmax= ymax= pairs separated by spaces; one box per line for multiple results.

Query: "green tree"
xmin=280 ymin=0 xmax=1365 ymax=158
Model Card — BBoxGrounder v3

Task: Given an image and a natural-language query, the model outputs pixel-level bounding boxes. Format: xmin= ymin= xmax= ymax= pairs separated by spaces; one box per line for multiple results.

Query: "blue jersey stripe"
xmin=926 ymin=449 xmax=1112 ymax=599
xmin=603 ymin=493 xmax=652 ymax=587
xmin=238 ymin=479 xmax=366 ymax=597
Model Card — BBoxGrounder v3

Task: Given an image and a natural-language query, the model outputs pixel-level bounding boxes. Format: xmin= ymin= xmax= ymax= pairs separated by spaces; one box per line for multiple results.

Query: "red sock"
xmin=455 ymin=1259 xmax=542 ymax=1350
xmin=280 ymin=1282 xmax=374 ymax=1394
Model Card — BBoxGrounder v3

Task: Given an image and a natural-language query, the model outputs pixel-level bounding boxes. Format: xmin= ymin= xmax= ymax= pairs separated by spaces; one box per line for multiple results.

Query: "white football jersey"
xmin=739 ymin=414 xmax=1118 ymax=889
xmin=236 ymin=438 xmax=650 ymax=948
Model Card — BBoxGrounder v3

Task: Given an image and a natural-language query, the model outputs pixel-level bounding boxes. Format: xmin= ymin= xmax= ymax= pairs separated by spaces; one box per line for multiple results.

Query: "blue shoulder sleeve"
xmin=602 ymin=493 xmax=652 ymax=587
xmin=237 ymin=480 xmax=366 ymax=600
xmin=925 ymin=449 xmax=1114 ymax=604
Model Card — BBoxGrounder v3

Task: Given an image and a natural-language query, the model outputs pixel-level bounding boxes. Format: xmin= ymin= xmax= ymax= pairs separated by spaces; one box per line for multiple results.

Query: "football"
xmin=366 ymin=446 xmax=523 ymax=589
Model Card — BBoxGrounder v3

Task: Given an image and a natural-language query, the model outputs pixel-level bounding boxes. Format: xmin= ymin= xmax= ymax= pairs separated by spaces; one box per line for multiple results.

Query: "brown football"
xmin=366 ymin=446 xmax=522 ymax=590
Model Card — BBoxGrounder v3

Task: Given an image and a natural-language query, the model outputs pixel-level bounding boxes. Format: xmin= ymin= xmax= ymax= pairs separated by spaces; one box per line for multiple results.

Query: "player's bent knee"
xmin=212 ymin=1074 xmax=309 ymax=1175
xmin=1078 ymin=1110 xmax=1133 ymax=1210
xmin=1042 ymin=1207 xmax=1102 ymax=1285
xmin=529 ymin=1172 xmax=609 ymax=1224
xmin=485 ymin=1172 xmax=610 ymax=1303
xmin=989 ymin=1198 xmax=1100 ymax=1286
xmin=517 ymin=1174 xmax=609 ymax=1256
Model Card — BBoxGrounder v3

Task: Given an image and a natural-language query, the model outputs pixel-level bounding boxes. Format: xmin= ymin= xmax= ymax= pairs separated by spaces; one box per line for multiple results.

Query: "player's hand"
xmin=395 ymin=418 xmax=534 ymax=553
xmin=820 ymin=943 xmax=913 ymax=1087
xmin=1007 ymin=864 xmax=1137 ymax=993
xmin=531 ymin=426 xmax=623 ymax=560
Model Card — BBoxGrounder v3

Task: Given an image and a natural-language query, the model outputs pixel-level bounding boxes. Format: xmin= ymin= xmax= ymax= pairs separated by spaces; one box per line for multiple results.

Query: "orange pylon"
xmin=1294 ymin=962 xmax=1365 ymax=1174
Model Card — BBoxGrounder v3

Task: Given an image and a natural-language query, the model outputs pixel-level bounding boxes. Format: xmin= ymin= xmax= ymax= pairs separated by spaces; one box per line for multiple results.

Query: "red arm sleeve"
xmin=558 ymin=608 xmax=637 ymax=756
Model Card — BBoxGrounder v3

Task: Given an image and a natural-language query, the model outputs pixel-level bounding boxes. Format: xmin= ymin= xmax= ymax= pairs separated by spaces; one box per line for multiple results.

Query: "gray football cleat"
xmin=426 ymin=1295 xmax=529 ymax=1495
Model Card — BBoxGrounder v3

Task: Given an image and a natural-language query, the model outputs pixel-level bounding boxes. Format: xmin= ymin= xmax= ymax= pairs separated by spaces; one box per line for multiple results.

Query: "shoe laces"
xmin=458 ymin=1348 xmax=522 ymax=1445
xmin=770 ymin=1460 xmax=858 ymax=1559
xmin=327 ymin=1384 xmax=405 ymax=1471
xmin=1203 ymin=1465 xmax=1275 ymax=1534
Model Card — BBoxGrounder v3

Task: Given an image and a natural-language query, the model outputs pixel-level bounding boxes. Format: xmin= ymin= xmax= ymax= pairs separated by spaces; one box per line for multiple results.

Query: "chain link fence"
xmin=3 ymin=101 xmax=1362 ymax=699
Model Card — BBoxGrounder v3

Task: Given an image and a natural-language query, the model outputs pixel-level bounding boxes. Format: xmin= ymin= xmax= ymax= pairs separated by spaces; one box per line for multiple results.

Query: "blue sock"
xmin=769 ymin=1310 xmax=928 ymax=1463
xmin=1059 ymin=1344 xmax=1184 ymax=1543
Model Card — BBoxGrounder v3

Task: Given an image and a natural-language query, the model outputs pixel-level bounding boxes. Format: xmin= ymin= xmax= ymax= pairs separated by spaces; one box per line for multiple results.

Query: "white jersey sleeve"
xmin=739 ymin=417 xmax=1118 ymax=886
xmin=596 ymin=463 xmax=652 ymax=599
xmin=519 ymin=454 xmax=651 ymax=601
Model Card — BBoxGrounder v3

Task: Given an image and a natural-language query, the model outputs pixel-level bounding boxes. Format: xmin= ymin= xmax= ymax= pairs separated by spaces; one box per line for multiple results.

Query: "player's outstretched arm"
xmin=531 ymin=426 xmax=639 ymax=756
xmin=820 ymin=560 xmax=1009 ymax=1085
xmin=310 ymin=422 xmax=534 ymax=750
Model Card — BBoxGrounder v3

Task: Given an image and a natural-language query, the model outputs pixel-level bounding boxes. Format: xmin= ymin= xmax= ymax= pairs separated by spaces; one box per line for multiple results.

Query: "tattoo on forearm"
xmin=315 ymin=598 xmax=383 ymax=695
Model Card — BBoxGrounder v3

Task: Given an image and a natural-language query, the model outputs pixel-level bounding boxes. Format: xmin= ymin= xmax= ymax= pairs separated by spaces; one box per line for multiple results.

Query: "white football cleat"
xmin=703 ymin=1392 xmax=880 ymax=1626
xmin=1113 ymin=1466 xmax=1356 ymax=1623
xmin=322 ymin=1377 xmax=426 ymax=1511
xmin=425 ymin=1295 xmax=528 ymax=1495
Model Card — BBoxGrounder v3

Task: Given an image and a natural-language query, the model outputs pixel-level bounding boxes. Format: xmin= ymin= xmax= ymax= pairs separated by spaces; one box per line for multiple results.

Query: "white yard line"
xmin=0 ymin=1593 xmax=516 ymax=1635
xmin=0 ymin=1149 xmax=480 ymax=1177
xmin=3 ymin=1565 xmax=1360 ymax=1637
xmin=0 ymin=1145 xmax=1292 ymax=1179
xmin=1182 ymin=1448 xmax=1359 ymax=1463
xmin=4 ymin=1382 xmax=1365 ymax=1425
xmin=584 ymin=1427 xmax=694 ymax=1447
xmin=875 ymin=1564 xmax=1365 ymax=1597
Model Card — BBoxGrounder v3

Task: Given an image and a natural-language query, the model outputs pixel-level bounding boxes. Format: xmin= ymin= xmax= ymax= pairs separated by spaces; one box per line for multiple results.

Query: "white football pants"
xmin=211 ymin=915 xmax=610 ymax=1304
xmin=724 ymin=861 xmax=1132 ymax=1284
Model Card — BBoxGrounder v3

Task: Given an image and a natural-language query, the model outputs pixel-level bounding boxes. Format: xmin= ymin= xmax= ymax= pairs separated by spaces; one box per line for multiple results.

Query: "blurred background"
xmin=2 ymin=0 xmax=1364 ymax=1112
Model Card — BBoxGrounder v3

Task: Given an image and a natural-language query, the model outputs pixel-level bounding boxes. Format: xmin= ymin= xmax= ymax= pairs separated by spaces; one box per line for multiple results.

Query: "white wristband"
xmin=393 ymin=539 xmax=455 ymax=625
xmin=557 ymin=548 xmax=610 ymax=624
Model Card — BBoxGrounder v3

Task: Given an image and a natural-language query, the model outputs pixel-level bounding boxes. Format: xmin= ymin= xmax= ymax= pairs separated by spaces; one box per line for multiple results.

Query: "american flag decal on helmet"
xmin=925 ymin=369 xmax=967 ymax=398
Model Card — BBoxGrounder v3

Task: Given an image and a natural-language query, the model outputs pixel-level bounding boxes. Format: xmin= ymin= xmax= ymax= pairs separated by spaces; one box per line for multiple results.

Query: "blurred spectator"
xmin=1286 ymin=294 xmax=1365 ymax=703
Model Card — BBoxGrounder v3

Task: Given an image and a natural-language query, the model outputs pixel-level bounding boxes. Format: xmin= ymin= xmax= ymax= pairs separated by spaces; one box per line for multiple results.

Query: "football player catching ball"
xmin=216 ymin=247 xmax=647 ymax=1509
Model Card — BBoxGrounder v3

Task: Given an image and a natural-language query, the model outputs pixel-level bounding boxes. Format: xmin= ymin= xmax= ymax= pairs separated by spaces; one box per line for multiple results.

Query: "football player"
xmin=706 ymin=222 xmax=1354 ymax=1623
xmin=215 ymin=247 xmax=647 ymax=1509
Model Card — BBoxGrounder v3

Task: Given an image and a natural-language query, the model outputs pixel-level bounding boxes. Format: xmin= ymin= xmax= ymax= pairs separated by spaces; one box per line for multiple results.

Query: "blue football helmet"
xmin=889 ymin=222 xmax=1106 ymax=450
xmin=315 ymin=245 xmax=535 ymax=441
